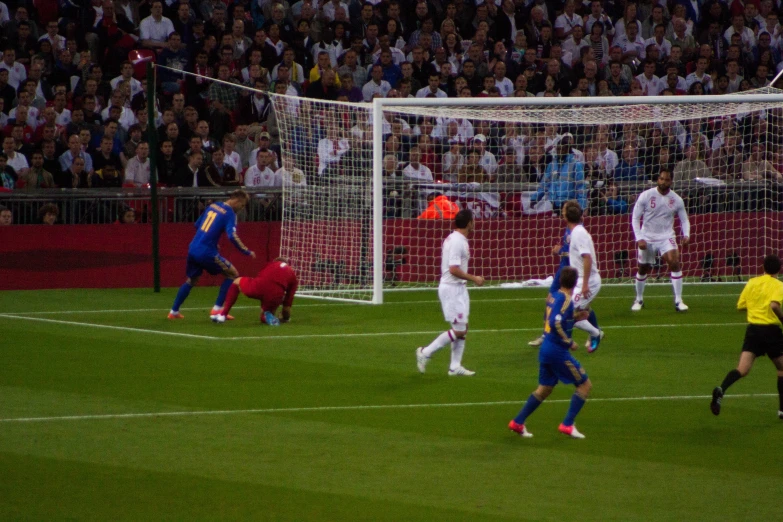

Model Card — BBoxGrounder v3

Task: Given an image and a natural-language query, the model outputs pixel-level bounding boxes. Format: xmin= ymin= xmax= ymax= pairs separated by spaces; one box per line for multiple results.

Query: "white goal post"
xmin=275 ymin=89 xmax=783 ymax=304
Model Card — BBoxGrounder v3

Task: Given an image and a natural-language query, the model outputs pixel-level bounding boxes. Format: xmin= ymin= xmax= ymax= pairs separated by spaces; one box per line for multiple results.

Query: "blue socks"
xmin=587 ymin=309 xmax=598 ymax=329
xmin=514 ymin=394 xmax=542 ymax=425
xmin=563 ymin=393 xmax=586 ymax=427
xmin=215 ymin=279 xmax=234 ymax=308
xmin=171 ymin=283 xmax=192 ymax=312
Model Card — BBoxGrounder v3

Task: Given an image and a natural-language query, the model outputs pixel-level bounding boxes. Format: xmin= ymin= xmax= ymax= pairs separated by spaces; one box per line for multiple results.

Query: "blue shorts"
xmin=186 ymin=252 xmax=232 ymax=279
xmin=538 ymin=348 xmax=588 ymax=387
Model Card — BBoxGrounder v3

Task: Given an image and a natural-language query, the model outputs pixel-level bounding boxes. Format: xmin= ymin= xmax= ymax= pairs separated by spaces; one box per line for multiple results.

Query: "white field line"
xmin=0 ymin=313 xmax=746 ymax=342
xmin=0 ymin=293 xmax=738 ymax=316
xmin=0 ymin=393 xmax=774 ymax=424
xmin=0 ymin=314 xmax=219 ymax=340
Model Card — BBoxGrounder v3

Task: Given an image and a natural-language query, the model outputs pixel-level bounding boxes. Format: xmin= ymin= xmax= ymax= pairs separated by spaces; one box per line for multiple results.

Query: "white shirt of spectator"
xmin=615 ymin=33 xmax=647 ymax=60
xmin=402 ymin=162 xmax=433 ymax=181
xmin=597 ymin=148 xmax=619 ymax=176
xmin=139 ymin=15 xmax=175 ymax=43
xmin=54 ymin=108 xmax=72 ymax=127
xmin=125 ymin=156 xmax=151 ymax=186
xmin=9 ymin=105 xmax=39 ymax=130
xmin=724 ymin=25 xmax=756 ymax=49
xmin=39 ymin=33 xmax=66 ymax=51
xmin=555 ymin=12 xmax=583 ymax=34
xmin=110 ymin=76 xmax=144 ymax=99
xmin=494 ymin=76 xmax=514 ymax=97
xmin=644 ymin=36 xmax=671 ymax=58
xmin=6 ymin=150 xmax=29 ymax=173
xmin=478 ymin=150 xmax=498 ymax=175
xmin=372 ymin=47 xmax=406 ymax=66
xmin=562 ymin=36 xmax=589 ymax=64
xmin=613 ymin=19 xmax=642 ymax=41
xmin=415 ymin=86 xmax=447 ymax=98
xmin=322 ymin=1 xmax=349 ymax=22
xmin=277 ymin=166 xmax=307 ymax=186
xmin=362 ymin=79 xmax=392 ymax=101
xmin=0 ymin=2 xmax=9 ymax=25
xmin=224 ymin=150 xmax=242 ymax=171
xmin=100 ymin=105 xmax=137 ymax=130
xmin=685 ymin=71 xmax=713 ymax=91
xmin=636 ymin=73 xmax=665 ymax=96
xmin=431 ymin=117 xmax=474 ymax=141
xmin=249 ymin=148 xmax=279 ymax=170
xmin=316 ymin=138 xmax=349 ymax=175
xmin=0 ymin=61 xmax=27 ymax=90
xmin=244 ymin=164 xmax=277 ymax=187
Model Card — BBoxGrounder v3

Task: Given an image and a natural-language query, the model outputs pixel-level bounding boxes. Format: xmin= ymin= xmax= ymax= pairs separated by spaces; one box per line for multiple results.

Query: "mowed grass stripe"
xmin=0 ymin=393 xmax=774 ymax=424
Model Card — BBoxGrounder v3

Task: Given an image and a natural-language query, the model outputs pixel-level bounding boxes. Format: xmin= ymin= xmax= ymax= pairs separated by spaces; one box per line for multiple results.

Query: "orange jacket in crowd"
xmin=418 ymin=195 xmax=459 ymax=219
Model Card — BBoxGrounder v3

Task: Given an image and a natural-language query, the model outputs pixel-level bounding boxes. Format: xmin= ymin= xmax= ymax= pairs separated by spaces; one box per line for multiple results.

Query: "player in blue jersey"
xmin=168 ymin=189 xmax=256 ymax=320
xmin=509 ymin=266 xmax=592 ymax=439
xmin=528 ymin=201 xmax=573 ymax=347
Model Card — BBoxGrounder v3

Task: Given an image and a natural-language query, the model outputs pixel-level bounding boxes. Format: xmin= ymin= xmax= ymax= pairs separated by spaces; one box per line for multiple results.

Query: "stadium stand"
xmin=0 ymin=0 xmax=782 ymax=221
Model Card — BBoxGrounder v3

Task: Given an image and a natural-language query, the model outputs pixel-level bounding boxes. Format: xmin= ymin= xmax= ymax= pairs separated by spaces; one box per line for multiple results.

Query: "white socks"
xmin=422 ymin=330 xmax=454 ymax=357
xmin=575 ymin=319 xmax=600 ymax=337
xmin=671 ymin=271 xmax=683 ymax=302
xmin=450 ymin=339 xmax=466 ymax=370
xmin=635 ymin=274 xmax=647 ymax=301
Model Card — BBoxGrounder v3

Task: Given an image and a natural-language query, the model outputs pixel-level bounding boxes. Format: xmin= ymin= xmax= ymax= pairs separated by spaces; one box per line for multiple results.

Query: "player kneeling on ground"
xmin=509 ymin=266 xmax=592 ymax=439
xmin=212 ymin=257 xmax=298 ymax=325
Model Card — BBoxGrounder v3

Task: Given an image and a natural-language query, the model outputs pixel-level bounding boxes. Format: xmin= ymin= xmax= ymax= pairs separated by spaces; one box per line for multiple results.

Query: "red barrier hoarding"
xmin=0 ymin=213 xmax=778 ymax=290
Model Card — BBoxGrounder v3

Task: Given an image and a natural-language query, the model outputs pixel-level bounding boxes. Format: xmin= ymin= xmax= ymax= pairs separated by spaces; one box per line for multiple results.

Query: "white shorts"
xmin=638 ymin=237 xmax=678 ymax=265
xmin=439 ymin=283 xmax=469 ymax=330
xmin=573 ymin=276 xmax=601 ymax=310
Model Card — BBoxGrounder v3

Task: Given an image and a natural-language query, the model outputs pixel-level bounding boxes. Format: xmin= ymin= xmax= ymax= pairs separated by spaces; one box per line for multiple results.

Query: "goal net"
xmin=275 ymin=89 xmax=783 ymax=303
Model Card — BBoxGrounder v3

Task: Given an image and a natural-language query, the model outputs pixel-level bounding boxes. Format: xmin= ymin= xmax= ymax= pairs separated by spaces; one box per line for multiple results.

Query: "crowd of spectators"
xmin=0 ymin=0 xmax=781 ymax=216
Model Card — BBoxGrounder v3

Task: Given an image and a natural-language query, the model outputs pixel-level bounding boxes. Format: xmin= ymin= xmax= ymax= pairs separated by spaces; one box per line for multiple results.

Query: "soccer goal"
xmin=275 ymin=89 xmax=783 ymax=304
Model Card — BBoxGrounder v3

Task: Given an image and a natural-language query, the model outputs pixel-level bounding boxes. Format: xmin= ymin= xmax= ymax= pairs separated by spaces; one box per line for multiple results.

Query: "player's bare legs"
xmin=662 ymin=249 xmax=687 ymax=311
xmin=169 ymin=275 xmax=200 ymax=319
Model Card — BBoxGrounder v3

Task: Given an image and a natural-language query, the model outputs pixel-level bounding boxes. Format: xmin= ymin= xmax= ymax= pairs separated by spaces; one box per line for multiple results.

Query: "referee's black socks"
xmin=720 ymin=369 xmax=743 ymax=392
xmin=778 ymin=376 xmax=783 ymax=411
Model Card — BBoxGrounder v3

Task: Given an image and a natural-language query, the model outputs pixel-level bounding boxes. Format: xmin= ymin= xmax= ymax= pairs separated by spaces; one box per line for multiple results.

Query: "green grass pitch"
xmin=1 ymin=284 xmax=781 ymax=520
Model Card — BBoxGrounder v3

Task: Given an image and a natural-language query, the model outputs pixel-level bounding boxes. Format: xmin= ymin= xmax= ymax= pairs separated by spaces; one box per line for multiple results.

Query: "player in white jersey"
xmin=631 ymin=170 xmax=691 ymax=312
xmin=566 ymin=202 xmax=605 ymax=352
xmin=416 ymin=209 xmax=485 ymax=376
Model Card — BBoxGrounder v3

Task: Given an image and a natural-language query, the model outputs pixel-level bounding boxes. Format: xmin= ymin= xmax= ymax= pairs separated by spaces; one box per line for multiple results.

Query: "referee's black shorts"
xmin=742 ymin=324 xmax=783 ymax=359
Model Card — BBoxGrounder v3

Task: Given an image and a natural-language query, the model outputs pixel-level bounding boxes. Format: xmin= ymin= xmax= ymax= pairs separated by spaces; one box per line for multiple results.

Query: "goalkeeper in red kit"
xmin=211 ymin=258 xmax=299 ymax=325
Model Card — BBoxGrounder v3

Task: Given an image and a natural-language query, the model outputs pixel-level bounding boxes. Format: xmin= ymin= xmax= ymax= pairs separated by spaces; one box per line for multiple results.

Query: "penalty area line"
xmin=0 ymin=393 xmax=775 ymax=424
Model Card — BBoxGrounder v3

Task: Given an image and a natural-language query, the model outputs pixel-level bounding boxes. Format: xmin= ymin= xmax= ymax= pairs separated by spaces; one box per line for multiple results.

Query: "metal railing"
xmin=1 ymin=180 xmax=780 ymax=225
xmin=0 ymin=187 xmax=283 ymax=225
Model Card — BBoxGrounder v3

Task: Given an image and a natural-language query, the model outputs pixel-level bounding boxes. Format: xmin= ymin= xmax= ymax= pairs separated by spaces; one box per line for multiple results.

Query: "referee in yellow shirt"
xmin=711 ymin=255 xmax=783 ymax=419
